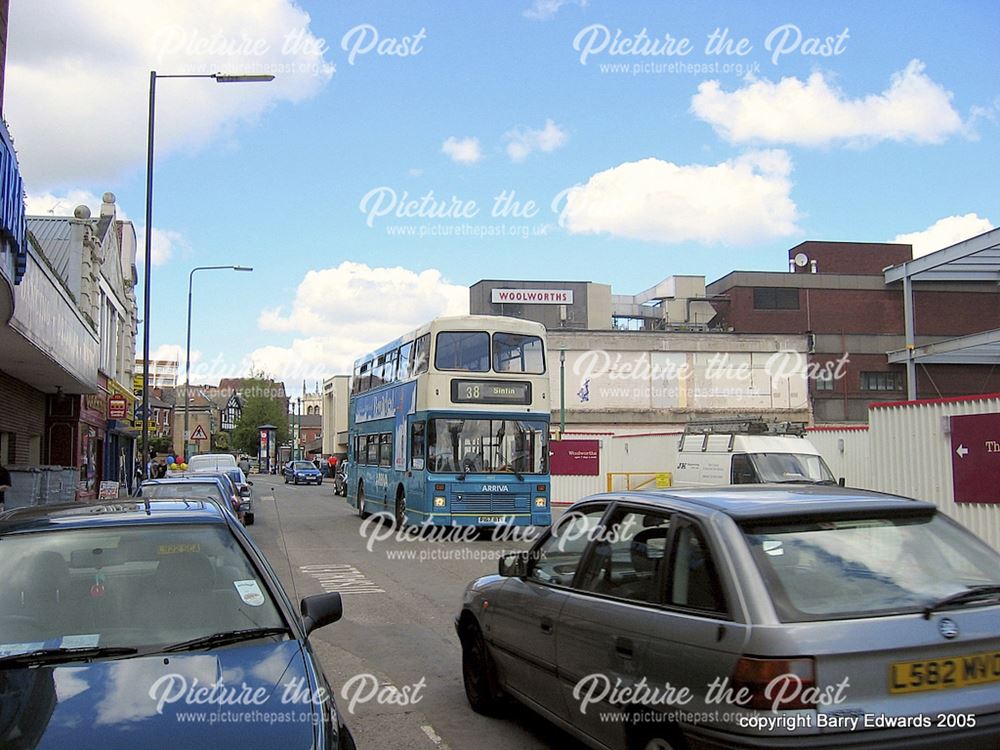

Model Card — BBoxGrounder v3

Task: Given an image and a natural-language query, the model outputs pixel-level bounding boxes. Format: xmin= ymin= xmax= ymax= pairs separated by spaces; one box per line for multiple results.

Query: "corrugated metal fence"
xmin=810 ymin=395 xmax=1000 ymax=550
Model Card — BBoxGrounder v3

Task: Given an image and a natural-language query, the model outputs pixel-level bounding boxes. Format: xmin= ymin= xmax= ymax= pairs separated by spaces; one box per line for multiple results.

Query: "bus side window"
xmin=412 ymin=334 xmax=430 ymax=376
xmin=411 ymin=421 xmax=425 ymax=470
xmin=398 ymin=341 xmax=413 ymax=380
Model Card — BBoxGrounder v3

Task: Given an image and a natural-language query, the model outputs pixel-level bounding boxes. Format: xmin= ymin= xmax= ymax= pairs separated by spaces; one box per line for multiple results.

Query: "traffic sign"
xmin=191 ymin=424 xmax=208 ymax=441
xmin=949 ymin=413 xmax=1000 ymax=504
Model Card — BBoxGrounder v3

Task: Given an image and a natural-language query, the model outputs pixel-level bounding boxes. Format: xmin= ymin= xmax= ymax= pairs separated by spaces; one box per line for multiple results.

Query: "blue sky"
xmin=7 ymin=0 xmax=999 ymax=391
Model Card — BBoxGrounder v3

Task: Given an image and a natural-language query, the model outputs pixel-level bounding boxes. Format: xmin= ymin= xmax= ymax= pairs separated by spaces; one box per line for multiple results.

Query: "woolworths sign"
xmin=491 ymin=288 xmax=573 ymax=304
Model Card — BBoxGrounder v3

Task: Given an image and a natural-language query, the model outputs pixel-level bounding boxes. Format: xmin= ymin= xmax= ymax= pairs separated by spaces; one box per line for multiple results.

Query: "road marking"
xmin=421 ymin=724 xmax=450 ymax=749
xmin=299 ymin=564 xmax=384 ymax=594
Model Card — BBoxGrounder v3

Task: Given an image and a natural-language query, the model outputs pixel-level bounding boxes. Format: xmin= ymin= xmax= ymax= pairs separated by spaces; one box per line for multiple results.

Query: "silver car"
xmin=456 ymin=485 xmax=1000 ymax=749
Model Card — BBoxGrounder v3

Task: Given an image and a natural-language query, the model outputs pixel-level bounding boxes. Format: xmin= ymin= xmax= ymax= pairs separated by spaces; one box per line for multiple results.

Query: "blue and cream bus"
xmin=346 ymin=315 xmax=551 ymax=528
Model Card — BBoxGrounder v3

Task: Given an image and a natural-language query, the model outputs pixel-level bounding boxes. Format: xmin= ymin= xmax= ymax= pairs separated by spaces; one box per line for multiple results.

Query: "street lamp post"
xmin=140 ymin=71 xmax=274 ymax=478
xmin=184 ymin=265 xmax=253 ymax=458
xmin=559 ymin=346 xmax=566 ymax=438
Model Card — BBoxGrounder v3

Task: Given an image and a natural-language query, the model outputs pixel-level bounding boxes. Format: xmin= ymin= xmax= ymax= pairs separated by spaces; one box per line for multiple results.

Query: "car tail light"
xmin=731 ymin=657 xmax=816 ymax=710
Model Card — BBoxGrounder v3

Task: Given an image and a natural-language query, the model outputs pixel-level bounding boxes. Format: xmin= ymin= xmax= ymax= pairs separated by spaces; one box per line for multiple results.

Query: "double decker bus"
xmin=346 ymin=315 xmax=551 ymax=528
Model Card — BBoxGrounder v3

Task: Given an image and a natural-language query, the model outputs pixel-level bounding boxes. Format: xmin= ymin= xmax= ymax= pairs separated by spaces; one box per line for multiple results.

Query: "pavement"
xmin=246 ymin=473 xmax=584 ymax=750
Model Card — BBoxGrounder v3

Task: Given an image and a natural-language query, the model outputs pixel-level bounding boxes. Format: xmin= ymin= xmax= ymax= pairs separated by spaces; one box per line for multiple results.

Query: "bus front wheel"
xmin=394 ymin=488 xmax=406 ymax=528
xmin=357 ymin=484 xmax=370 ymax=519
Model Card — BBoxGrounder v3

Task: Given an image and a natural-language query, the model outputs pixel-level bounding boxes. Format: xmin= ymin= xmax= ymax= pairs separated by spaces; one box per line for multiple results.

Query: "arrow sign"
xmin=190 ymin=425 xmax=208 ymax=441
xmin=956 ymin=444 xmax=969 ymax=458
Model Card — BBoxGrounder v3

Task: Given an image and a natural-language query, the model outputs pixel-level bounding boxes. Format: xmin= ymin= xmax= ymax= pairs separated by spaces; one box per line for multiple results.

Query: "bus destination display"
xmin=451 ymin=379 xmax=531 ymax=405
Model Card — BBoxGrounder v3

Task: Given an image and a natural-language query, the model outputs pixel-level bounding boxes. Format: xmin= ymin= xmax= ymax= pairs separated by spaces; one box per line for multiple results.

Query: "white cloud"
xmin=523 ymin=0 xmax=588 ymax=21
xmin=250 ymin=261 xmax=469 ymax=380
xmin=25 ymin=189 xmax=104 ymax=216
xmin=691 ymin=60 xmax=965 ymax=147
xmin=6 ymin=0 xmax=334 ymax=190
xmin=557 ymin=150 xmax=800 ymax=244
xmin=892 ymin=213 xmax=994 ymax=258
xmin=441 ymin=136 xmax=483 ymax=165
xmin=504 ymin=119 xmax=568 ymax=162
xmin=26 ymin=189 xmax=183 ymax=266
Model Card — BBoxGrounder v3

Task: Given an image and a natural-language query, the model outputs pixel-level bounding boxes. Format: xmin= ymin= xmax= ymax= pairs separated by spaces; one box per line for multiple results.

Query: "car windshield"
xmin=743 ymin=513 xmax=1000 ymax=622
xmin=750 ymin=453 xmax=834 ymax=483
xmin=0 ymin=524 xmax=286 ymax=652
xmin=293 ymin=462 xmax=315 ymax=470
xmin=427 ymin=418 xmax=548 ymax=474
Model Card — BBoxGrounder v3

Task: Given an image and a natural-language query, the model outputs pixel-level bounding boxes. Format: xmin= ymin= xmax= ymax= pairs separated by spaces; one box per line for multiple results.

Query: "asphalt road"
xmin=246 ymin=473 xmax=584 ymax=750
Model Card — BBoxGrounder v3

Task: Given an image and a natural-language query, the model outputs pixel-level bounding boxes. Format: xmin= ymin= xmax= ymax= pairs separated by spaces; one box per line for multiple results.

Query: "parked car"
xmin=0 ymin=499 xmax=354 ymax=748
xmin=457 ymin=485 xmax=1000 ymax=750
xmin=284 ymin=460 xmax=323 ymax=485
xmin=141 ymin=474 xmax=251 ymax=526
xmin=193 ymin=466 xmax=255 ymax=525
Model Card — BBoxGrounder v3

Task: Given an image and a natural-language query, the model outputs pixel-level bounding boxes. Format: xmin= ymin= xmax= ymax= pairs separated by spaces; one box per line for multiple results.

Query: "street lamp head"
xmin=233 ymin=266 xmax=253 ymax=272
xmin=214 ymin=74 xmax=275 ymax=83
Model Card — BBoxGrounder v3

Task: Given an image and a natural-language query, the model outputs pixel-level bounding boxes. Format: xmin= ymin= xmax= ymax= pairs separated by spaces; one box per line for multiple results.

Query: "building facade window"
xmin=815 ymin=369 xmax=835 ymax=391
xmin=753 ymin=287 xmax=800 ymax=310
xmin=860 ymin=371 xmax=904 ymax=392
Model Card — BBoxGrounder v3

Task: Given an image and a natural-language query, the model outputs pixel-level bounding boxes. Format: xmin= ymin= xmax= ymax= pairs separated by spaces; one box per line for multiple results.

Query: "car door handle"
xmin=540 ymin=616 xmax=554 ymax=635
xmin=615 ymin=637 xmax=634 ymax=659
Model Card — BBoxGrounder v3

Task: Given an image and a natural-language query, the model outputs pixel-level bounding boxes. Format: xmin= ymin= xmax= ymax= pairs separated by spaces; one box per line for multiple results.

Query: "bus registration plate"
xmin=478 ymin=516 xmax=511 ymax=525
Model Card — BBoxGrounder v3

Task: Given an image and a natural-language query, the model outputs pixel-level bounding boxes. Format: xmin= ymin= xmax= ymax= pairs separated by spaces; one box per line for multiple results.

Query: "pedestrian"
xmin=327 ymin=454 xmax=337 ymax=478
xmin=0 ymin=461 xmax=11 ymax=513
xmin=238 ymin=456 xmax=250 ymax=475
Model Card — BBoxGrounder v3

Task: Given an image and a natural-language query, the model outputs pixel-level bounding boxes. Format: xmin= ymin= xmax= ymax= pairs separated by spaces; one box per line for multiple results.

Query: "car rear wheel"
xmin=284 ymin=474 xmax=288 ymax=484
xmin=461 ymin=622 xmax=504 ymax=716
xmin=244 ymin=512 xmax=255 ymax=526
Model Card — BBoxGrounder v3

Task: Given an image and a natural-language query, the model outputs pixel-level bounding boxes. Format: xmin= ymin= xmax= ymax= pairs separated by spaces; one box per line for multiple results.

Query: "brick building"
xmin=707 ymin=241 xmax=1000 ymax=422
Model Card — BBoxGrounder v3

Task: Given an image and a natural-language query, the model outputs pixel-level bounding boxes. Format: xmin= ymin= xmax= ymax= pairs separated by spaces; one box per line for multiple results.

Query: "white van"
xmin=672 ymin=420 xmax=839 ymax=488
xmin=186 ymin=453 xmax=238 ymax=472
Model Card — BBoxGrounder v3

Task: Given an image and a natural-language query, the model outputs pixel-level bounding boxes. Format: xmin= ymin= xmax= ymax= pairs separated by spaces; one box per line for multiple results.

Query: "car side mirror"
xmin=247 ymin=480 xmax=254 ymax=486
xmin=239 ymin=486 xmax=251 ymax=497
xmin=301 ymin=593 xmax=343 ymax=635
xmin=838 ymin=477 xmax=846 ymax=487
xmin=499 ymin=551 xmax=528 ymax=578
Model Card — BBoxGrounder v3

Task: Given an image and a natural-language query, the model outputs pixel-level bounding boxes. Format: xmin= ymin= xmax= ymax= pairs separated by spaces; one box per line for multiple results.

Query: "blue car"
xmin=0 ymin=499 xmax=355 ymax=749
xmin=284 ymin=460 xmax=324 ymax=486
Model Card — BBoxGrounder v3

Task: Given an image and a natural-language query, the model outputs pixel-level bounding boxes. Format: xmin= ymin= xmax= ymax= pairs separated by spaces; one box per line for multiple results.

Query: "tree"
xmin=231 ymin=376 xmax=289 ymax=456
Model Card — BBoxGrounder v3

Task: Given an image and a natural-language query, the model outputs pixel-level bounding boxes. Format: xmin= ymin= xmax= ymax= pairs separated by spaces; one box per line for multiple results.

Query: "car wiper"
xmin=923 ymin=584 xmax=1000 ymax=619
xmin=0 ymin=646 xmax=139 ymax=668
xmin=160 ymin=627 xmax=290 ymax=653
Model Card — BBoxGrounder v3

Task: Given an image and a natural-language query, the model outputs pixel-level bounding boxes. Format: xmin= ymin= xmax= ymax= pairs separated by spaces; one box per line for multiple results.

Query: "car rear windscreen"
xmin=742 ymin=513 xmax=1000 ymax=622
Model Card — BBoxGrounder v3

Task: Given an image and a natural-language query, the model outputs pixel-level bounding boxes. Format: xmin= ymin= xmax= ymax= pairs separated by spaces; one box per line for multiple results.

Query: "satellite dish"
xmin=794 ymin=252 xmax=809 ymax=268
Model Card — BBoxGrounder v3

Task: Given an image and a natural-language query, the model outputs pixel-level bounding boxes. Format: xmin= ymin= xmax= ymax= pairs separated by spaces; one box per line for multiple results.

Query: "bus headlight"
xmin=434 ymin=496 xmax=447 ymax=508
xmin=535 ymin=497 xmax=547 ymax=507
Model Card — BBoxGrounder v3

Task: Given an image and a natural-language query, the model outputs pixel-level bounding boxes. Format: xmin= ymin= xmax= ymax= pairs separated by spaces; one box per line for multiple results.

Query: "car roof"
xmin=588 ymin=484 xmax=936 ymax=521
xmin=0 ymin=499 xmax=228 ymax=533
xmin=144 ymin=475 xmax=226 ymax=485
